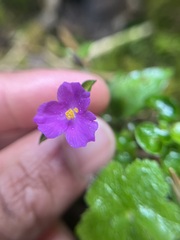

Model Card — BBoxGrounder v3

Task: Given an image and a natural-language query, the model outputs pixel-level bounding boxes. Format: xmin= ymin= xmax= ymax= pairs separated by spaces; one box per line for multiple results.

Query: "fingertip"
xmin=90 ymin=76 xmax=110 ymax=114
xmin=0 ymin=69 xmax=109 ymax=131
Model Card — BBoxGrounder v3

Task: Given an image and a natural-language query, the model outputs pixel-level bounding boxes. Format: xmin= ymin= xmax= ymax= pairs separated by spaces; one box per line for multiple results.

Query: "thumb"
xmin=0 ymin=118 xmax=115 ymax=240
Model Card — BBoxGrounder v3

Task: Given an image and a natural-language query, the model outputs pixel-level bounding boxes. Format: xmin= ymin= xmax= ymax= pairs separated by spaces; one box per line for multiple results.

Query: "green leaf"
xmin=135 ymin=122 xmax=169 ymax=155
xmin=163 ymin=151 xmax=180 ymax=176
xmin=76 ymin=160 xmax=180 ymax=240
xmin=170 ymin=122 xmax=180 ymax=144
xmin=110 ymin=67 xmax=173 ymax=117
xmin=39 ymin=133 xmax=47 ymax=144
xmin=147 ymin=96 xmax=179 ymax=122
xmin=115 ymin=130 xmax=137 ymax=166
xmin=82 ymin=80 xmax=96 ymax=92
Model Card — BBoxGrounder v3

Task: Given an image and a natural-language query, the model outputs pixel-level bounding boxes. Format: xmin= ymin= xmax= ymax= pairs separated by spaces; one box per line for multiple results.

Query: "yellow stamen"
xmin=73 ymin=107 xmax=79 ymax=113
xmin=65 ymin=107 xmax=79 ymax=120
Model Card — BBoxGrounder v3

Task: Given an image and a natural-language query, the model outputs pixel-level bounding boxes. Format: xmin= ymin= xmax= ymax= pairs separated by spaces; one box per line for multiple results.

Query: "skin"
xmin=0 ymin=69 xmax=115 ymax=240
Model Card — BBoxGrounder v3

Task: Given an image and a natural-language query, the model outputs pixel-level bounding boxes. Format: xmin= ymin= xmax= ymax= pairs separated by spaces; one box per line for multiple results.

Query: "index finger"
xmin=0 ymin=69 xmax=110 ymax=132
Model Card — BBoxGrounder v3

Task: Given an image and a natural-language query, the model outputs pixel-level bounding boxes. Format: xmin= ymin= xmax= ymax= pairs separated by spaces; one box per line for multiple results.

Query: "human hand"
xmin=0 ymin=70 xmax=115 ymax=240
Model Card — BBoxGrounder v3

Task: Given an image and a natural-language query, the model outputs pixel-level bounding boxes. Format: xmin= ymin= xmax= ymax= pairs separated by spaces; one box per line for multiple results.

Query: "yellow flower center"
xmin=65 ymin=107 xmax=79 ymax=120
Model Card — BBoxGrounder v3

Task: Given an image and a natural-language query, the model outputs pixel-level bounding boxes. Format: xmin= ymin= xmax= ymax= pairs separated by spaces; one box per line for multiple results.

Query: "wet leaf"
xmin=170 ymin=122 xmax=180 ymax=144
xmin=135 ymin=122 xmax=169 ymax=155
xmin=163 ymin=151 xmax=180 ymax=176
xmin=77 ymin=160 xmax=180 ymax=240
xmin=147 ymin=96 xmax=178 ymax=122
xmin=115 ymin=130 xmax=136 ymax=166
xmin=110 ymin=67 xmax=173 ymax=117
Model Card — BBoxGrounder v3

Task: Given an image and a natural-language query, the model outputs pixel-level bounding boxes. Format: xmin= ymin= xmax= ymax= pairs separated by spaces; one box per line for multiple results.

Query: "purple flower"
xmin=34 ymin=82 xmax=98 ymax=148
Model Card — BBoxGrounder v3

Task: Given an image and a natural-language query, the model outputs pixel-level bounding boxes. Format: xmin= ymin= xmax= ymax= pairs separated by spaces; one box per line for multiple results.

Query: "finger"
xmin=0 ymin=69 xmax=110 ymax=132
xmin=0 ymin=128 xmax=31 ymax=150
xmin=38 ymin=222 xmax=74 ymax=240
xmin=0 ymin=118 xmax=115 ymax=240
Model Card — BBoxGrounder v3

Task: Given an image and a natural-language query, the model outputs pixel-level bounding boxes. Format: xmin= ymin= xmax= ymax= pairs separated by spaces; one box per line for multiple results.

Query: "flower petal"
xmin=65 ymin=111 xmax=98 ymax=148
xmin=57 ymin=82 xmax=90 ymax=112
xmin=34 ymin=101 xmax=68 ymax=138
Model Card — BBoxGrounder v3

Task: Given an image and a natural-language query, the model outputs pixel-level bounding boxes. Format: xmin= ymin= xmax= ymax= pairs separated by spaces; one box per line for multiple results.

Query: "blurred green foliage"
xmin=146 ymin=0 xmax=180 ymax=31
xmin=77 ymin=160 xmax=180 ymax=240
xmin=77 ymin=67 xmax=180 ymax=239
xmin=109 ymin=67 xmax=172 ymax=118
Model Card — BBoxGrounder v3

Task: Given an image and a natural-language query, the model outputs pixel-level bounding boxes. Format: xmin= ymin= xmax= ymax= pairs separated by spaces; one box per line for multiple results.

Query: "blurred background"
xmin=1 ymin=0 xmax=180 ymax=234
xmin=0 ymin=0 xmax=179 ymax=75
